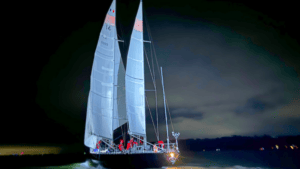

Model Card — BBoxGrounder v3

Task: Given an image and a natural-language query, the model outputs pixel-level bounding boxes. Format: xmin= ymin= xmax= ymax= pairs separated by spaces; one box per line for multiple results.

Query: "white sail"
xmin=113 ymin=29 xmax=127 ymax=130
xmin=125 ymin=1 xmax=146 ymax=136
xmin=84 ymin=0 xmax=118 ymax=148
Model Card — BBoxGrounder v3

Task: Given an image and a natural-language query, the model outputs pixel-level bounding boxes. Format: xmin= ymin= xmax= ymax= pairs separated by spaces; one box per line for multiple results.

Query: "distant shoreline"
xmin=0 ymin=144 xmax=83 ymax=156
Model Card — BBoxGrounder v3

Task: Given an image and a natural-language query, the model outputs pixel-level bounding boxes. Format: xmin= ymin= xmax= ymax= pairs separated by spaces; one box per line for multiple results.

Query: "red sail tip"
xmin=105 ymin=14 xmax=115 ymax=26
xmin=134 ymin=18 xmax=143 ymax=32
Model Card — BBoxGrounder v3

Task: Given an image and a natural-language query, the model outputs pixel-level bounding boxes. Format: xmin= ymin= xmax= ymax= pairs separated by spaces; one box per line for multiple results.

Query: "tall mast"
xmin=141 ymin=0 xmax=147 ymax=149
xmin=161 ymin=67 xmax=169 ymax=152
xmin=111 ymin=0 xmax=116 ymax=143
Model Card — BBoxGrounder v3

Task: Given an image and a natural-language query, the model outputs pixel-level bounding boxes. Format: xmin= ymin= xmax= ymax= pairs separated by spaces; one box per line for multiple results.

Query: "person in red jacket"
xmin=139 ymin=137 xmax=143 ymax=145
xmin=126 ymin=141 xmax=132 ymax=151
xmin=129 ymin=137 xmax=134 ymax=147
xmin=133 ymin=139 xmax=138 ymax=147
xmin=158 ymin=140 xmax=164 ymax=149
xmin=96 ymin=140 xmax=101 ymax=149
xmin=118 ymin=139 xmax=124 ymax=152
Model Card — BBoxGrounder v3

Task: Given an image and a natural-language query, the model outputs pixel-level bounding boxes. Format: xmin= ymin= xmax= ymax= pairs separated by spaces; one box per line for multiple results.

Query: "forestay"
xmin=125 ymin=1 xmax=146 ymax=136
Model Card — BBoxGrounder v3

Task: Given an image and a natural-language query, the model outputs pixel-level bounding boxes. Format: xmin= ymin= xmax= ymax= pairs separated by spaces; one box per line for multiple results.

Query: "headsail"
xmin=84 ymin=0 xmax=120 ymax=148
xmin=125 ymin=1 xmax=146 ymax=136
xmin=113 ymin=32 xmax=127 ymax=130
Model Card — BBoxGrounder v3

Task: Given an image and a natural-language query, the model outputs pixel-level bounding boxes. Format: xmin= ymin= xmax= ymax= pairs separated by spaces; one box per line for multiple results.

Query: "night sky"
xmin=6 ymin=0 xmax=299 ymax=146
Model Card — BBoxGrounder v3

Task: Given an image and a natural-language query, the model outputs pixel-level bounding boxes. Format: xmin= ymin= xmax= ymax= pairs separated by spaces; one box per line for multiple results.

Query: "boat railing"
xmin=154 ymin=142 xmax=177 ymax=152
xmin=92 ymin=140 xmax=178 ymax=154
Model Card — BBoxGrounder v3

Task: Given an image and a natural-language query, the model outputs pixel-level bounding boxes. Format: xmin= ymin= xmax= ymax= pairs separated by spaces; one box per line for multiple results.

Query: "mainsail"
xmin=125 ymin=1 xmax=146 ymax=136
xmin=84 ymin=0 xmax=126 ymax=148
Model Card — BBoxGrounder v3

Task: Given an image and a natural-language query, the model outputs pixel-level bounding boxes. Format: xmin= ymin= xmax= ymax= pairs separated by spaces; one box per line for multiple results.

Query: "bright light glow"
xmin=170 ymin=153 xmax=174 ymax=157
xmin=275 ymin=145 xmax=279 ymax=149
xmin=290 ymin=146 xmax=294 ymax=150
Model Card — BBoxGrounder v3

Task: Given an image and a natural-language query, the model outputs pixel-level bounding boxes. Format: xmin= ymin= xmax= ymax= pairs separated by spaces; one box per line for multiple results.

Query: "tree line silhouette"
xmin=177 ymin=135 xmax=300 ymax=151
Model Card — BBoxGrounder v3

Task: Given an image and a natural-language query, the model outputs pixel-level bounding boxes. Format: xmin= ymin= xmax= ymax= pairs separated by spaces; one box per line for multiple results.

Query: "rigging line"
xmin=114 ymin=134 xmax=124 ymax=141
xmin=116 ymin=14 xmax=122 ymax=40
xmin=166 ymin=98 xmax=175 ymax=132
xmin=145 ymin=13 xmax=175 ymax=133
xmin=119 ymin=21 xmax=125 ymax=48
xmin=144 ymin=14 xmax=159 ymax=134
xmin=121 ymin=125 xmax=126 ymax=143
xmin=144 ymin=12 xmax=157 ymax=90
xmin=145 ymin=12 xmax=159 ymax=140
xmin=144 ymin=49 xmax=156 ymax=91
xmin=145 ymin=95 xmax=159 ymax=141
xmin=144 ymin=45 xmax=160 ymax=138
xmin=143 ymin=12 xmax=161 ymax=80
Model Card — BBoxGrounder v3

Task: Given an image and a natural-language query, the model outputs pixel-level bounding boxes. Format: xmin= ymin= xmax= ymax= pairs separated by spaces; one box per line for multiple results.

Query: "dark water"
xmin=6 ymin=150 xmax=300 ymax=169
xmin=178 ymin=150 xmax=300 ymax=169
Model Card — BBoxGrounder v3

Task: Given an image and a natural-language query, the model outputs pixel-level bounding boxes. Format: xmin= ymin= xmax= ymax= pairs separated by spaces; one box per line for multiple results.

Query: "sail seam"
xmin=126 ymin=79 xmax=143 ymax=85
xmin=112 ymin=117 xmax=127 ymax=120
xmin=93 ymin=69 xmax=113 ymax=76
xmin=131 ymin=36 xmax=143 ymax=42
xmin=90 ymin=90 xmax=113 ymax=99
xmin=97 ymin=45 xmax=114 ymax=52
xmin=95 ymin=53 xmax=114 ymax=61
xmin=92 ymin=112 xmax=113 ymax=118
xmin=126 ymin=74 xmax=143 ymax=81
xmin=128 ymin=57 xmax=143 ymax=63
xmin=93 ymin=78 xmax=114 ymax=86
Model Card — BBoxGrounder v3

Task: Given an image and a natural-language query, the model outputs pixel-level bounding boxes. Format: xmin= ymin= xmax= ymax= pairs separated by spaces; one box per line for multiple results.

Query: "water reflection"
xmin=26 ymin=158 xmax=268 ymax=169
xmin=25 ymin=150 xmax=300 ymax=169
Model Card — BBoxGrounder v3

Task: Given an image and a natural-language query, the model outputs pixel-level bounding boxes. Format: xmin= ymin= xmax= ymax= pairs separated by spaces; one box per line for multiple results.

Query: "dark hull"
xmin=89 ymin=153 xmax=170 ymax=168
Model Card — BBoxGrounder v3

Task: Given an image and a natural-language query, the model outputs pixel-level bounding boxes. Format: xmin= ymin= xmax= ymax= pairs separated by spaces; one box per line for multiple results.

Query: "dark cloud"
xmin=146 ymin=107 xmax=204 ymax=125
xmin=235 ymin=98 xmax=266 ymax=115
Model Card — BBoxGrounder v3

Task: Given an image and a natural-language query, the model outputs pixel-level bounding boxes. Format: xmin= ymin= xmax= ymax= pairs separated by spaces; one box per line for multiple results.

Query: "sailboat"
xmin=84 ymin=0 xmax=180 ymax=168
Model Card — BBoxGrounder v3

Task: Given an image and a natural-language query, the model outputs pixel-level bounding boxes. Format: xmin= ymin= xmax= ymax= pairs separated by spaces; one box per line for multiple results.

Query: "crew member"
xmin=119 ymin=139 xmax=124 ymax=151
xmin=126 ymin=141 xmax=132 ymax=151
xmin=96 ymin=140 xmax=101 ymax=149
xmin=140 ymin=137 xmax=143 ymax=145
xmin=133 ymin=139 xmax=138 ymax=147
xmin=158 ymin=140 xmax=164 ymax=149
xmin=129 ymin=137 xmax=134 ymax=147
xmin=119 ymin=143 xmax=124 ymax=151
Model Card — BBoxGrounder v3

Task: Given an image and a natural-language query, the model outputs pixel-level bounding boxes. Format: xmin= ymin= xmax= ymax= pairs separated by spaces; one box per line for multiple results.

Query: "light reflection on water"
xmin=26 ymin=150 xmax=300 ymax=169
xmin=28 ymin=159 xmax=268 ymax=169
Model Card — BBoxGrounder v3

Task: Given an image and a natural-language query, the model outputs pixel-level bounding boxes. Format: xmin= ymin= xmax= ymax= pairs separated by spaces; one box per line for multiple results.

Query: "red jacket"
xmin=129 ymin=139 xmax=134 ymax=146
xmin=158 ymin=141 xmax=164 ymax=148
xmin=96 ymin=141 xmax=101 ymax=149
xmin=133 ymin=141 xmax=138 ymax=146
xmin=126 ymin=142 xmax=132 ymax=150
xmin=118 ymin=144 xmax=124 ymax=151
